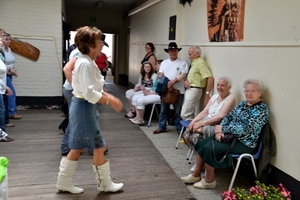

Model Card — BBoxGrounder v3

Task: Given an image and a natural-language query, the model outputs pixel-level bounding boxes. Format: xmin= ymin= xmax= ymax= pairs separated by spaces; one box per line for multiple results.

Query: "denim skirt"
xmin=68 ymin=97 xmax=106 ymax=150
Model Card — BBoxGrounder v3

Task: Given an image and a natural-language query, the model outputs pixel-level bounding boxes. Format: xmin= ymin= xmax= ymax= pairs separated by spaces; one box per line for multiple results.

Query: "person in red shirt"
xmin=95 ymin=34 xmax=109 ymax=79
xmin=95 ymin=52 xmax=109 ymax=79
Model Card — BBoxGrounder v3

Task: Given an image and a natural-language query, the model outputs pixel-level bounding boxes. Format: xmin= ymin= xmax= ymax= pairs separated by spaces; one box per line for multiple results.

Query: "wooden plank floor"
xmin=0 ymin=104 xmax=195 ymax=199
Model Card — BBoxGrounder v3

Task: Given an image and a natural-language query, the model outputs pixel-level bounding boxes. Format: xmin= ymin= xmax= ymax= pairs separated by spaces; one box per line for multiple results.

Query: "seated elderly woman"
xmin=180 ymin=78 xmax=269 ymax=189
xmin=183 ymin=76 xmax=237 ymax=146
xmin=130 ymin=62 xmax=161 ymax=125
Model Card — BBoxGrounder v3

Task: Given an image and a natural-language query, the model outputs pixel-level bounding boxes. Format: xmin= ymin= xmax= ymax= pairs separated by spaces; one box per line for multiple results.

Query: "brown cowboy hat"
xmin=164 ymin=42 xmax=182 ymax=53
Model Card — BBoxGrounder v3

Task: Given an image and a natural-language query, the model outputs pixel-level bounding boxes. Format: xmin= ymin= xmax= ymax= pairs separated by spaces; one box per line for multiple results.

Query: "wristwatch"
xmin=206 ymin=91 xmax=210 ymax=95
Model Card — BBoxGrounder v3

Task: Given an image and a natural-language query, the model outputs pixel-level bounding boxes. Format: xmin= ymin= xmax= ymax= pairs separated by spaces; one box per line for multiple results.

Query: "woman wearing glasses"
xmin=180 ymin=78 xmax=269 ymax=189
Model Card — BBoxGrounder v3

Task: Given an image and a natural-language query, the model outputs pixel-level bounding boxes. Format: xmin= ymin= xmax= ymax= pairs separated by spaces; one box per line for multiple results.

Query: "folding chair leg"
xmin=188 ymin=148 xmax=194 ymax=164
xmin=186 ymin=147 xmax=192 ymax=160
xmin=175 ymin=126 xmax=185 ymax=149
xmin=228 ymin=154 xmax=253 ymax=190
xmin=250 ymin=157 xmax=258 ymax=178
xmin=147 ymin=104 xmax=156 ymax=127
xmin=228 ymin=156 xmax=242 ymax=190
xmin=229 ymin=138 xmax=262 ymax=190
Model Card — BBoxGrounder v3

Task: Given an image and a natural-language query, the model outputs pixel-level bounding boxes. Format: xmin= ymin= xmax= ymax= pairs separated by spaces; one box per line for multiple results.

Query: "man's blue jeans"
xmin=61 ymin=88 xmax=73 ymax=155
xmin=158 ymin=94 xmax=184 ymax=132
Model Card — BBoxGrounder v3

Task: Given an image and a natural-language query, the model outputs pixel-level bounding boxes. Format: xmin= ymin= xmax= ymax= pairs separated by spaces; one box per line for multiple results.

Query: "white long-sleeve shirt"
xmin=0 ymin=60 xmax=7 ymax=94
xmin=72 ymin=54 xmax=104 ymax=104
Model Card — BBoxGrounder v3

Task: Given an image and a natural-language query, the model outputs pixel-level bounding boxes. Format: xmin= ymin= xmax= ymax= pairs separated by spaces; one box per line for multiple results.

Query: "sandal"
xmin=129 ymin=117 xmax=137 ymax=122
xmin=124 ymin=111 xmax=136 ymax=118
xmin=131 ymin=118 xmax=145 ymax=125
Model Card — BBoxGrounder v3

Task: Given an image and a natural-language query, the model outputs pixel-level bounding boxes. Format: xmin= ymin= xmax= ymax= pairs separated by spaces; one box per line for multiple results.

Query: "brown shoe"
xmin=0 ymin=136 xmax=14 ymax=142
xmin=9 ymin=114 xmax=22 ymax=119
xmin=5 ymin=123 xmax=15 ymax=127
xmin=153 ymin=129 xmax=165 ymax=134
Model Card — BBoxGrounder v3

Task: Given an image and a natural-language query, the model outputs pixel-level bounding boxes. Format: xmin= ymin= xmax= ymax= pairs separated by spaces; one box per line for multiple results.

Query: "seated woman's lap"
xmin=136 ymin=94 xmax=161 ymax=110
xmin=125 ymin=89 xmax=137 ymax=99
xmin=194 ymin=136 xmax=255 ymax=169
xmin=131 ymin=91 xmax=145 ymax=105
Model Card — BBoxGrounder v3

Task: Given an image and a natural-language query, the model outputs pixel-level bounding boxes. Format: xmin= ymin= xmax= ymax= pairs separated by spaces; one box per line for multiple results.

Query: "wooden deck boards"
xmin=1 ymin=105 xmax=195 ymax=200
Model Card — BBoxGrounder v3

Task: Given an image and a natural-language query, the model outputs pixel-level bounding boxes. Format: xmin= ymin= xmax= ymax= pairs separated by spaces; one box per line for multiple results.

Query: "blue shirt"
xmin=151 ymin=76 xmax=158 ymax=92
xmin=220 ymin=100 xmax=269 ymax=148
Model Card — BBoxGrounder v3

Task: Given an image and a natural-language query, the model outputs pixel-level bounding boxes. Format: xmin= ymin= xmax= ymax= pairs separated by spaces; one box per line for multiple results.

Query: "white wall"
xmin=0 ymin=0 xmax=63 ymax=96
xmin=129 ymin=0 xmax=182 ymax=83
xmin=129 ymin=0 xmax=300 ymax=181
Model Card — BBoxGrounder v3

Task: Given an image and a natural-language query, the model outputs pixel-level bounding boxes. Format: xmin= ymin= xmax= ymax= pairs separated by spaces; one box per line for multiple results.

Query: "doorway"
xmin=68 ymin=31 xmax=115 ymax=78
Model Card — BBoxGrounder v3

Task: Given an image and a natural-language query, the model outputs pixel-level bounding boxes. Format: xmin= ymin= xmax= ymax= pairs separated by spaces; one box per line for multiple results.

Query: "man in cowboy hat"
xmin=153 ymin=42 xmax=188 ymax=134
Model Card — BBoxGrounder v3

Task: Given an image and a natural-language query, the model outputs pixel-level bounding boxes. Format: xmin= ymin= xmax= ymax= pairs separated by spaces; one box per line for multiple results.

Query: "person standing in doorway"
xmin=95 ymin=34 xmax=109 ymax=80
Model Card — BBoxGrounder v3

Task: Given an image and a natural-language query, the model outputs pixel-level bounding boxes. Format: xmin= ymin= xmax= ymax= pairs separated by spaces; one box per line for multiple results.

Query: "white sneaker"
xmin=180 ymin=174 xmax=201 ymax=183
xmin=193 ymin=179 xmax=216 ymax=189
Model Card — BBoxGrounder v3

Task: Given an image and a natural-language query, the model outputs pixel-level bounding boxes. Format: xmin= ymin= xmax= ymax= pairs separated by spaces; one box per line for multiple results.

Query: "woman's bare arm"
xmin=63 ymin=57 xmax=77 ymax=84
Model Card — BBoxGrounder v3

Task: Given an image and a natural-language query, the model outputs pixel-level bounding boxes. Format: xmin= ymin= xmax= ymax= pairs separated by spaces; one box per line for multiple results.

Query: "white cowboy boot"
xmin=93 ymin=160 xmax=123 ymax=192
xmin=56 ymin=157 xmax=84 ymax=194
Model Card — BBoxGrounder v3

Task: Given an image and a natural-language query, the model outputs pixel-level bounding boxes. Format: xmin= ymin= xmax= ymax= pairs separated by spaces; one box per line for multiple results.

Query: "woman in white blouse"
xmin=183 ymin=76 xmax=237 ymax=146
xmin=56 ymin=26 xmax=123 ymax=195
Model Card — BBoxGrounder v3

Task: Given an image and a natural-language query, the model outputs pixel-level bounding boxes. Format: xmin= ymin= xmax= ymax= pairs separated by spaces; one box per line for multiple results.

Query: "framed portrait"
xmin=207 ymin=0 xmax=245 ymax=42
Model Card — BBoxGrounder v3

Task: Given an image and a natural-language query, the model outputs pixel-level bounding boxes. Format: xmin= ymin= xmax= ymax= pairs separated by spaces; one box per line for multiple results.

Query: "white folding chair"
xmin=147 ymin=102 xmax=161 ymax=127
xmin=228 ymin=139 xmax=263 ymax=190
xmin=175 ymin=120 xmax=192 ymax=149
xmin=175 ymin=120 xmax=195 ymax=164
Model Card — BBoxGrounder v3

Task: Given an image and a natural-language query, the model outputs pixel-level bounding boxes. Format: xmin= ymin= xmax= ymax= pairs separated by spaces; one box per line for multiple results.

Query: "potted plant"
xmin=222 ymin=180 xmax=291 ymax=200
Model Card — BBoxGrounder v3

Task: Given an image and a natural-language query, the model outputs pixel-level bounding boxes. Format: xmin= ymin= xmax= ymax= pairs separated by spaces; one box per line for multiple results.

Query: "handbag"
xmin=221 ymin=134 xmax=237 ymax=143
xmin=161 ymin=88 xmax=180 ymax=104
xmin=212 ymin=134 xmax=237 ymax=163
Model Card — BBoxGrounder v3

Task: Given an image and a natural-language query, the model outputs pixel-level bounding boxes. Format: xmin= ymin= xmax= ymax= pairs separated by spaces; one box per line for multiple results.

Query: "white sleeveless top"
xmin=206 ymin=93 xmax=233 ymax=119
xmin=4 ymin=47 xmax=15 ymax=70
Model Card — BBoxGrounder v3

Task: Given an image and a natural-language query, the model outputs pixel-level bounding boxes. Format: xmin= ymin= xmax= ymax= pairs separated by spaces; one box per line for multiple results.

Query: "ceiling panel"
xmin=65 ymin=0 xmax=147 ymax=13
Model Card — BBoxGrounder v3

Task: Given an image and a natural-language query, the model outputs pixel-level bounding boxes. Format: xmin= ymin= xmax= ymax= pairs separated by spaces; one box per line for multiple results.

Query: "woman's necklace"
xmin=243 ymin=103 xmax=251 ymax=109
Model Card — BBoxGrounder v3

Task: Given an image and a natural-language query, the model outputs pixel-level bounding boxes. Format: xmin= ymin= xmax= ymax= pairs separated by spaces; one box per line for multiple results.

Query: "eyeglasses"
xmin=244 ymin=90 xmax=258 ymax=94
